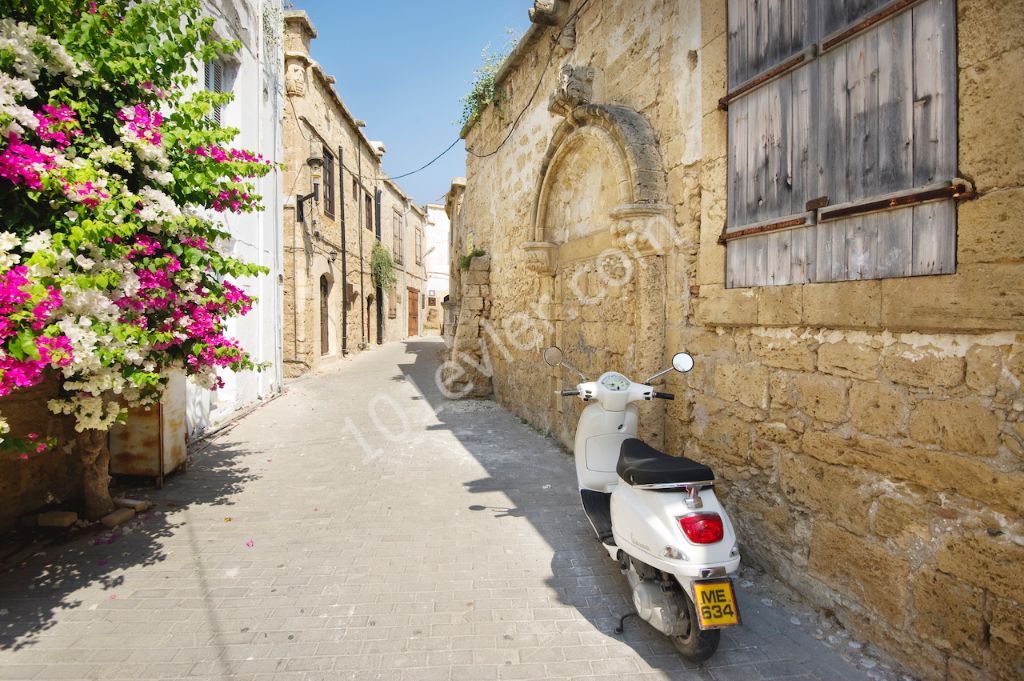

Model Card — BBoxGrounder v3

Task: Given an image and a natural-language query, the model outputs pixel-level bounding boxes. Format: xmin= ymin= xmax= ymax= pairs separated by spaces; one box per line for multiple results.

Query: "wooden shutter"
xmin=374 ymin=190 xmax=382 ymax=240
xmin=323 ymin=148 xmax=335 ymax=217
xmin=393 ymin=211 xmax=403 ymax=264
xmin=724 ymin=0 xmax=960 ymax=288
xmin=204 ymin=61 xmax=224 ymax=126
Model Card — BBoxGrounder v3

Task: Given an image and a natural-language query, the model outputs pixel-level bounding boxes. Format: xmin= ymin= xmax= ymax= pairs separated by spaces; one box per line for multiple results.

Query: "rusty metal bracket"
xmin=820 ymin=0 xmax=926 ymax=54
xmin=817 ymin=179 xmax=976 ymax=223
xmin=718 ymin=46 xmax=816 ymax=111
xmin=719 ymin=213 xmax=811 ymax=244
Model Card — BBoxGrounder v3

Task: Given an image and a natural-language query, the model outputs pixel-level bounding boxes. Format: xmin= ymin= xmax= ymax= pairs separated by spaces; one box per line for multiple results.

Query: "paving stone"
xmin=0 ymin=340 xmax=879 ymax=681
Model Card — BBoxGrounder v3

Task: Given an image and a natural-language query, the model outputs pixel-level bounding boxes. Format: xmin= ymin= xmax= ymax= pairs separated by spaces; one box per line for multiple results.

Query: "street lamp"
xmin=296 ymin=147 xmax=324 ymax=223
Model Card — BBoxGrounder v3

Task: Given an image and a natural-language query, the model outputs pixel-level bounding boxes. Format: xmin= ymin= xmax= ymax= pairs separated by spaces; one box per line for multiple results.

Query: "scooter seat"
xmin=616 ymin=438 xmax=714 ymax=487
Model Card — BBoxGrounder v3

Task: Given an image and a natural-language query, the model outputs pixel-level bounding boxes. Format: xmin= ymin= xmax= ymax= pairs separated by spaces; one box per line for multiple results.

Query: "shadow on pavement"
xmin=0 ymin=439 xmax=258 ymax=652
xmin=397 ymin=338 xmax=712 ymax=677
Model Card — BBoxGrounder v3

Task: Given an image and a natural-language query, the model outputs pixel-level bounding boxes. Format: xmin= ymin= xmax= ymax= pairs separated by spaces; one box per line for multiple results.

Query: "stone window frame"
xmin=415 ymin=225 xmax=424 ymax=265
xmin=722 ymin=0 xmax=965 ymax=289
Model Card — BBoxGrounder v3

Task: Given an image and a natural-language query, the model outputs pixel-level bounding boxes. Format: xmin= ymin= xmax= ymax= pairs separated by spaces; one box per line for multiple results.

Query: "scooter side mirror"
xmin=543 ymin=346 xmax=564 ymax=367
xmin=672 ymin=352 xmax=695 ymax=373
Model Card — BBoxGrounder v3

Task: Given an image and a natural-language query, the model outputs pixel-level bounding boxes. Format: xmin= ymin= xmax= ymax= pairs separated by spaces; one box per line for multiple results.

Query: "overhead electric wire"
xmin=287 ymin=0 xmax=592 ymax=193
xmin=378 ymin=0 xmax=594 ymax=178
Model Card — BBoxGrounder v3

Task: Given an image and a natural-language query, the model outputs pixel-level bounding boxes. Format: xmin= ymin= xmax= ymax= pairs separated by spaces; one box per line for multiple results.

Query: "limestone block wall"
xmin=443 ymin=256 xmax=493 ymax=398
xmin=454 ymin=1 xmax=1024 ymax=680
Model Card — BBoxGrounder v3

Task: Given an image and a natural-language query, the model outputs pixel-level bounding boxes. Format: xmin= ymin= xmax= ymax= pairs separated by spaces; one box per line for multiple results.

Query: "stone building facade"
xmin=282 ymin=11 xmax=425 ymax=376
xmin=448 ymin=1 xmax=1024 ymax=680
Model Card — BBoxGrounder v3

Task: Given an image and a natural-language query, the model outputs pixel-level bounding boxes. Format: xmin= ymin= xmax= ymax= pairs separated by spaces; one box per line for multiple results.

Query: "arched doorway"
xmin=526 ymin=103 xmax=671 ymax=447
xmin=320 ymin=274 xmax=330 ymax=355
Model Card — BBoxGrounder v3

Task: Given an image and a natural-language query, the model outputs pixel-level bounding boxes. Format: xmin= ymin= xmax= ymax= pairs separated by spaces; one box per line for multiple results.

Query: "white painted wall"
xmin=186 ymin=0 xmax=284 ymax=437
xmin=425 ymin=204 xmax=450 ymax=301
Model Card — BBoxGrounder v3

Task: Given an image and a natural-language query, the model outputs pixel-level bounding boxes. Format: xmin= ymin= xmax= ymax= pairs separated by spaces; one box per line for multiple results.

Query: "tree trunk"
xmin=78 ymin=429 xmax=114 ymax=520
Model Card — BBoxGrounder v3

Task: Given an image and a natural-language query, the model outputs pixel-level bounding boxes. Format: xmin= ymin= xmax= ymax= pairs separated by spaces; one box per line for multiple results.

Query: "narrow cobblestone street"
xmin=0 ymin=339 xmax=877 ymax=681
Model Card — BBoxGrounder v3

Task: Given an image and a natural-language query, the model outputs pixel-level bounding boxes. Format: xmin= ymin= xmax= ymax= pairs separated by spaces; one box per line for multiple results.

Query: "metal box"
xmin=109 ymin=371 xmax=187 ymax=487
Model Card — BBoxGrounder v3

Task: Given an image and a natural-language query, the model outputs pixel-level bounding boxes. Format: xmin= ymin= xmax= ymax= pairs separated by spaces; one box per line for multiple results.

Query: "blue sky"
xmin=291 ymin=0 xmax=531 ymax=206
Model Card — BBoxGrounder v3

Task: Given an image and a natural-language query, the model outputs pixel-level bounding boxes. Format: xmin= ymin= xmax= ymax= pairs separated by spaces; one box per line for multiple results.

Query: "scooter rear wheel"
xmin=671 ymin=590 xmax=720 ymax=662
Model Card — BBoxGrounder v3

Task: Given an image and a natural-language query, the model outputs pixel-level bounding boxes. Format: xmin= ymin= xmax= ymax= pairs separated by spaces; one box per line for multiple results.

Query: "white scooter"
xmin=543 ymin=347 xmax=741 ymax=662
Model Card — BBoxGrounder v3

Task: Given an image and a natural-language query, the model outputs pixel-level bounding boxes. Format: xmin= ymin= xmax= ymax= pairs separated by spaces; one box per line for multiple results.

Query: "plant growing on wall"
xmin=458 ymin=31 xmax=520 ymax=127
xmin=0 ymin=0 xmax=274 ymax=517
xmin=370 ymin=241 xmax=397 ymax=291
xmin=457 ymin=248 xmax=487 ymax=271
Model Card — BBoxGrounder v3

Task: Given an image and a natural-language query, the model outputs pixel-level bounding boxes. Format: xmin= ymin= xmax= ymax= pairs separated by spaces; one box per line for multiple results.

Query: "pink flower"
xmin=0 ymin=136 xmax=55 ymax=189
xmin=117 ymin=104 xmax=163 ymax=146
xmin=34 ymin=104 xmax=81 ymax=149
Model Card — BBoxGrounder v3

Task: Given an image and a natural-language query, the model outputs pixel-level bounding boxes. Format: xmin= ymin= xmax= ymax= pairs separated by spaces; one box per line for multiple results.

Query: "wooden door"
xmin=407 ymin=287 xmax=419 ymax=337
xmin=320 ymin=275 xmax=329 ymax=355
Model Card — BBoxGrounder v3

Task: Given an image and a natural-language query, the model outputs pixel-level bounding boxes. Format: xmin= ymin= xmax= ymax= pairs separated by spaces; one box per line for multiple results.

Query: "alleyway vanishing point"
xmin=1 ymin=339 xmax=882 ymax=681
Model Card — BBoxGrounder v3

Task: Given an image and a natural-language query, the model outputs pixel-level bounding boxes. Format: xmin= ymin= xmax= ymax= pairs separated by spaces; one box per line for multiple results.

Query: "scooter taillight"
xmin=678 ymin=513 xmax=724 ymax=544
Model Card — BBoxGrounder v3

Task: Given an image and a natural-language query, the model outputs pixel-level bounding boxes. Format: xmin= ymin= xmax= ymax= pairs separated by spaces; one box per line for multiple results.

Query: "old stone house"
xmin=446 ymin=1 xmax=1023 ymax=680
xmin=282 ymin=11 xmax=426 ymax=376
xmin=379 ymin=178 xmax=428 ymax=341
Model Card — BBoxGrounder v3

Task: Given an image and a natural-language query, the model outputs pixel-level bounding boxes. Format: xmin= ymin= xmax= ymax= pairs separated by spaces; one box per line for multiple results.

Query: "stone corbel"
xmin=548 ymin=64 xmax=594 ymax=118
xmin=284 ymin=51 xmax=311 ymax=97
xmin=522 ymin=241 xmax=556 ymax=276
xmin=609 ymin=204 xmax=673 ymax=257
xmin=529 ymin=0 xmax=570 ymax=26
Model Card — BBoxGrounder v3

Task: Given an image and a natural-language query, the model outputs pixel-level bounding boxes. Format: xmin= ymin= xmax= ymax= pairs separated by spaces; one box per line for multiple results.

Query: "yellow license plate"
xmin=693 ymin=579 xmax=741 ymax=629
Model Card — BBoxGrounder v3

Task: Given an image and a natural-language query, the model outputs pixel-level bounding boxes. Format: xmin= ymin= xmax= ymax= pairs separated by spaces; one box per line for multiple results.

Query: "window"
xmin=322 ymin=147 xmax=335 ymax=218
xmin=415 ymin=226 xmax=423 ymax=265
xmin=204 ymin=60 xmax=226 ymax=125
xmin=392 ymin=210 xmax=404 ymax=264
xmin=388 ymin=287 xmax=397 ymax=319
xmin=723 ymin=0 xmax=959 ymax=287
xmin=428 ymin=295 xmax=436 ymax=307
xmin=364 ymin=192 xmax=373 ymax=232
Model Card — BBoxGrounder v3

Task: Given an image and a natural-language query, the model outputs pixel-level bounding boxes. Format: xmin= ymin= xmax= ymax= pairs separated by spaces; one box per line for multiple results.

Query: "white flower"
xmin=23 ymin=230 xmax=51 ymax=252
xmin=0 ymin=252 xmax=21 ymax=269
xmin=64 ymin=210 xmax=78 ymax=222
xmin=74 ymin=254 xmax=95 ymax=270
xmin=0 ymin=232 xmax=18 ymax=252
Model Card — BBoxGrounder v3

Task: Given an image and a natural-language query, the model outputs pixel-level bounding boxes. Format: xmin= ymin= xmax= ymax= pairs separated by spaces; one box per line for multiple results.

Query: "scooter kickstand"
xmin=614 ymin=611 xmax=639 ymax=635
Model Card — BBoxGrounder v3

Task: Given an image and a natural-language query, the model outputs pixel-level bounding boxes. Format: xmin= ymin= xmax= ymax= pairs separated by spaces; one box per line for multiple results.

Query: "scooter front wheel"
xmin=671 ymin=590 xmax=720 ymax=662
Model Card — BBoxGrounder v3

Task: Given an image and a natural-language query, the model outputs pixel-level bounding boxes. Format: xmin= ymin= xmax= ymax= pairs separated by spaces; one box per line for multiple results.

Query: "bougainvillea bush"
xmin=0 ymin=0 xmax=274 ymax=516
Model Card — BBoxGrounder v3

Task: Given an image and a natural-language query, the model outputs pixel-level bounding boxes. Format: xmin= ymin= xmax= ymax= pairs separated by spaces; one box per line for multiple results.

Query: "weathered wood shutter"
xmin=374 ymin=189 xmax=382 ymax=241
xmin=724 ymin=0 xmax=961 ymax=288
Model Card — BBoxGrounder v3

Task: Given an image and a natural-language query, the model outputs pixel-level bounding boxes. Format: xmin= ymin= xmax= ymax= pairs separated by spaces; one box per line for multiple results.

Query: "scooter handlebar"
xmin=653 ymin=391 xmax=675 ymax=400
xmin=556 ymin=389 xmax=581 ymax=397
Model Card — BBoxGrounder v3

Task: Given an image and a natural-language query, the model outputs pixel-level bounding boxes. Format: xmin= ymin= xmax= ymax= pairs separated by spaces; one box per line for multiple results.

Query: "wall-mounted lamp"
xmin=296 ymin=149 xmax=325 ymax=223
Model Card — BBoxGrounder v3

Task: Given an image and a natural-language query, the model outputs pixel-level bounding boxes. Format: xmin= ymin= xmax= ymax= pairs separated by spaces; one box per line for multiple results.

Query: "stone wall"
xmin=452 ymin=1 xmax=1024 ymax=679
xmin=442 ymin=255 xmax=493 ymax=398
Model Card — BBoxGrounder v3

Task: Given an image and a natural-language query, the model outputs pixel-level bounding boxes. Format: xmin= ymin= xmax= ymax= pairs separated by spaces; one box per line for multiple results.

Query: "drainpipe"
xmin=339 ymin=144 xmax=348 ymax=356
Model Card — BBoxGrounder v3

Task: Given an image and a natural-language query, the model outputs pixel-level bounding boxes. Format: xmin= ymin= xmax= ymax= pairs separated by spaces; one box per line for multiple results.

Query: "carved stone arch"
xmin=525 ymin=103 xmax=672 ymax=448
xmin=524 ymin=104 xmax=671 ymax=274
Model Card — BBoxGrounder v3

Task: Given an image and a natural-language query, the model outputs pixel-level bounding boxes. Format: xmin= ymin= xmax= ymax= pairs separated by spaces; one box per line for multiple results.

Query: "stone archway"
xmin=523 ymin=102 xmax=672 ymax=447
